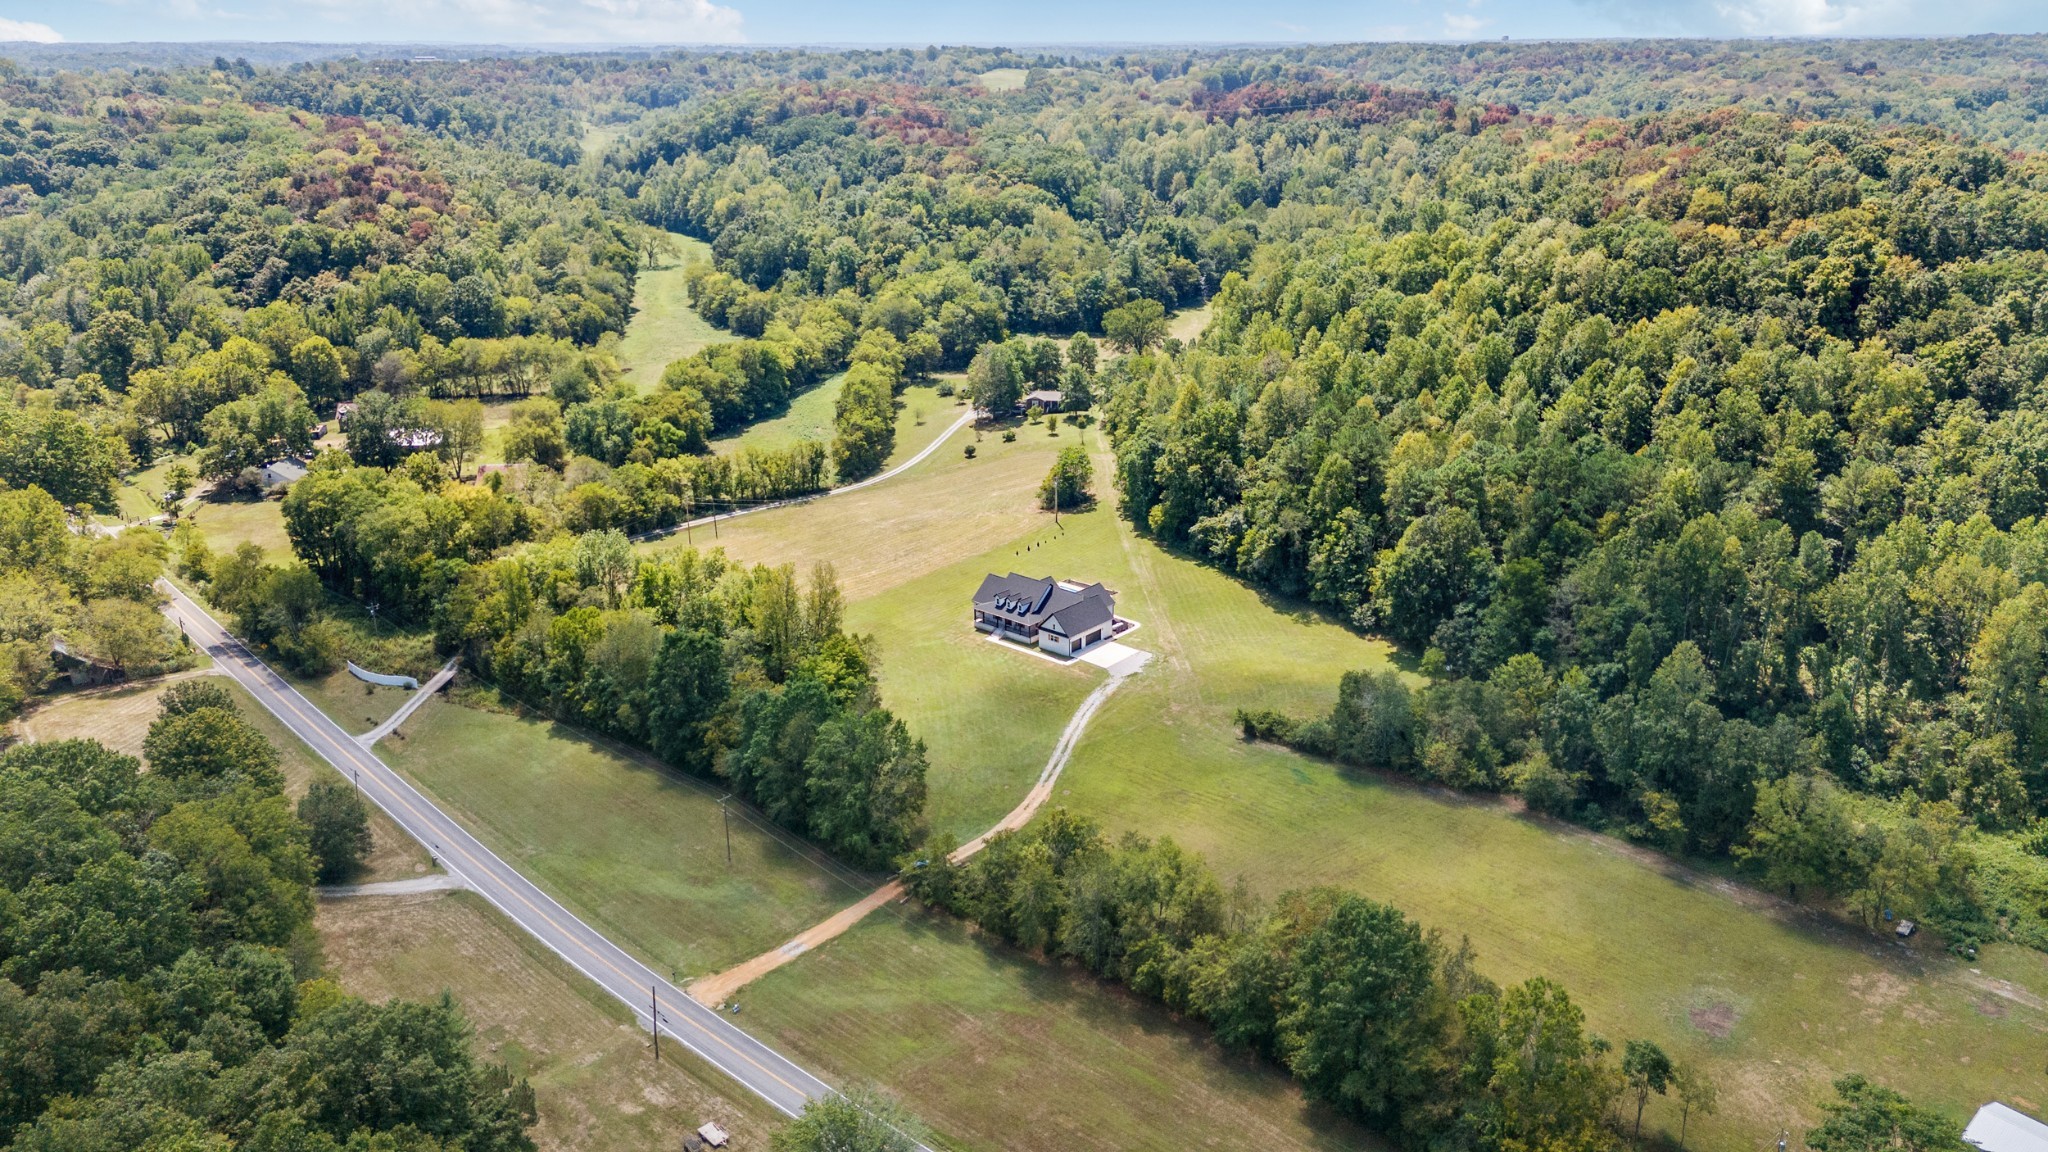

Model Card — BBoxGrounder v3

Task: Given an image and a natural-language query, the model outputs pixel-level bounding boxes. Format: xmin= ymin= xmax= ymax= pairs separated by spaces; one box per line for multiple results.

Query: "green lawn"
xmin=288 ymin=667 xmax=416 ymax=735
xmin=709 ymin=372 xmax=845 ymax=456
xmin=618 ymin=234 xmax=734 ymax=393
xmin=378 ymin=695 xmax=859 ymax=977
xmin=470 ymin=398 xmax=526 ymax=470
xmin=742 ymin=909 xmax=1375 ymax=1152
xmin=978 ymin=68 xmax=1027 ymax=91
xmin=883 ymin=385 xmax=962 ymax=469
xmin=705 ymin=379 xmax=962 ymax=472
xmin=113 ymin=451 xmax=198 ymax=521
xmin=189 ymin=495 xmax=293 ymax=564
xmin=644 ymin=409 xmax=1055 ymax=602
xmin=319 ymin=890 xmax=782 ymax=1152
xmin=670 ymin=426 xmax=2048 ymax=1148
xmin=1168 ymin=301 xmax=1213 ymax=345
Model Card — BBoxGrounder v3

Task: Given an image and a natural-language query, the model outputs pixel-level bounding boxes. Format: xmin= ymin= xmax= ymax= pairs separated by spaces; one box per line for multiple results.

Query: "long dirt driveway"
xmin=686 ymin=647 xmax=1150 ymax=1007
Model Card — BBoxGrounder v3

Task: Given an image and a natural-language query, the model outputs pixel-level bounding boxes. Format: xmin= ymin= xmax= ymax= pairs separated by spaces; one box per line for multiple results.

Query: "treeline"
xmin=0 ymin=681 xmax=535 ymax=1149
xmin=445 ymin=538 xmax=926 ymax=868
xmin=277 ymin=444 xmax=823 ymax=599
xmin=1242 ymin=660 xmax=1990 ymax=946
xmin=184 ymin=499 xmax=928 ymax=868
xmin=1098 ymin=108 xmax=2048 ymax=952
xmin=900 ymin=810 xmax=1709 ymax=1152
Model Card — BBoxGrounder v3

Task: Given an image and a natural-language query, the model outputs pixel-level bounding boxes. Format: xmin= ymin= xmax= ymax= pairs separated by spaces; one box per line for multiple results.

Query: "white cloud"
xmin=1573 ymin=0 xmax=2033 ymax=35
xmin=0 ymin=17 xmax=62 ymax=42
xmin=293 ymin=0 xmax=744 ymax=42
xmin=1443 ymin=10 xmax=1492 ymax=35
xmin=1707 ymin=0 xmax=1903 ymax=33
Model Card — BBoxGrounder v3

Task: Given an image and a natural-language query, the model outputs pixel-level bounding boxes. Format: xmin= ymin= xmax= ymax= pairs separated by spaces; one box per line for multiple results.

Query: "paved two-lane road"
xmin=162 ymin=583 xmax=836 ymax=1119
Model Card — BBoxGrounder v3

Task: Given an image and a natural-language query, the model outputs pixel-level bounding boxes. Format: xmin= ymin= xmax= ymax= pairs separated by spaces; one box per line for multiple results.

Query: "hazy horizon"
xmin=7 ymin=0 xmax=2048 ymax=56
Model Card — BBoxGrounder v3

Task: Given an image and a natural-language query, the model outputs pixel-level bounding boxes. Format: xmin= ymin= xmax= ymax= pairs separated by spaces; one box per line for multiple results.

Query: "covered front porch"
xmin=973 ymin=609 xmax=1039 ymax=643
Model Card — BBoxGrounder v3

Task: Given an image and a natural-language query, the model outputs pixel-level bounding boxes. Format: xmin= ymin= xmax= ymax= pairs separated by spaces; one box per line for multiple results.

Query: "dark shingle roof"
xmin=974 ymin=572 xmax=1114 ymax=635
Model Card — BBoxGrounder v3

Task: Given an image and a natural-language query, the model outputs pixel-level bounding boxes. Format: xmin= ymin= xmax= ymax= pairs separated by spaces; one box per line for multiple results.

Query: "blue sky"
xmin=3 ymin=0 xmax=2046 ymax=49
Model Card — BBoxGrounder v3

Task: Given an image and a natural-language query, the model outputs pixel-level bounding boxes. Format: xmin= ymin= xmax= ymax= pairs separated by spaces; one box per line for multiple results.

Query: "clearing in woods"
xmin=707 ymin=371 xmax=846 ymax=456
xmin=978 ymin=67 xmax=1027 ymax=90
xmin=188 ymin=495 xmax=294 ymax=564
xmin=1167 ymin=300 xmax=1212 ymax=345
xmin=617 ymin=233 xmax=733 ymax=393
xmin=659 ymin=424 xmax=2048 ymax=1149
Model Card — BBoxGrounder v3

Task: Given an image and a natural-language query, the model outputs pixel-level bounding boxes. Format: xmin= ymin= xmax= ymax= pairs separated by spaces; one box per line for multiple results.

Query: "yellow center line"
xmin=175 ymin=597 xmax=817 ymax=1103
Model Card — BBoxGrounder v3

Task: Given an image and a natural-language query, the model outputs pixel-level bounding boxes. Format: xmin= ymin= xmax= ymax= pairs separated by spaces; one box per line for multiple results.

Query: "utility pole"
xmin=649 ymin=984 xmax=663 ymax=1062
xmin=719 ymin=795 xmax=733 ymax=866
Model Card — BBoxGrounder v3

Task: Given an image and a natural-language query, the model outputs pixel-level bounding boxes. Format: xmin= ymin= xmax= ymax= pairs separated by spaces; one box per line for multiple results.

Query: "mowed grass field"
xmin=319 ymin=890 xmax=782 ymax=1152
xmin=189 ymin=494 xmax=294 ymax=563
xmin=667 ymin=425 xmax=2048 ymax=1148
xmin=648 ymin=412 xmax=1056 ymax=601
xmin=706 ymin=378 xmax=959 ymax=468
xmin=378 ymin=695 xmax=859 ymax=977
xmin=618 ymin=234 xmax=733 ymax=393
xmin=14 ymin=673 xmax=432 ymax=884
xmin=1167 ymin=301 xmax=1213 ymax=345
xmin=709 ymin=372 xmax=845 ymax=456
xmin=740 ymin=908 xmax=1376 ymax=1152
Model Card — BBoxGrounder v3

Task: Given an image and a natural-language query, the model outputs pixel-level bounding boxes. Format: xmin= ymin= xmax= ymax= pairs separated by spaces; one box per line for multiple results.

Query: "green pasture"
xmin=742 ymin=909 xmax=1375 ymax=1152
xmin=618 ymin=233 xmax=733 ymax=393
xmin=709 ymin=372 xmax=845 ymax=456
xmin=684 ymin=425 xmax=2048 ymax=1148
xmin=378 ymin=694 xmax=858 ymax=976
xmin=188 ymin=494 xmax=293 ymax=564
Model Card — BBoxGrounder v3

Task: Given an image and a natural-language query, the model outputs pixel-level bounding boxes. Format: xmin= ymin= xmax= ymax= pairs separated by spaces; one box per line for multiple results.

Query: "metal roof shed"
xmin=1966 ymin=1103 xmax=2048 ymax=1152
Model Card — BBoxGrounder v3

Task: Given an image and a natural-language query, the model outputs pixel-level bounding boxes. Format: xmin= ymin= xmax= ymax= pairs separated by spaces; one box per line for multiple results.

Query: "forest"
xmin=5 ymin=34 xmax=2048 ymax=1152
xmin=0 ymin=680 xmax=536 ymax=1150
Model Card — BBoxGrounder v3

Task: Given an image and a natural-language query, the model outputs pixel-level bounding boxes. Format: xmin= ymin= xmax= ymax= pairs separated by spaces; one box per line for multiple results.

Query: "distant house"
xmin=1020 ymin=389 xmax=1063 ymax=414
xmin=335 ymin=401 xmax=358 ymax=425
xmin=973 ymin=572 xmax=1121 ymax=657
xmin=261 ymin=459 xmax=307 ymax=488
xmin=1966 ymin=1103 xmax=2048 ymax=1152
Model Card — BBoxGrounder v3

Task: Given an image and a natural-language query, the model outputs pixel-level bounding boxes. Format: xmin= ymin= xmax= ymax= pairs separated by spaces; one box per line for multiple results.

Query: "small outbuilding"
xmin=696 ymin=1122 xmax=731 ymax=1149
xmin=1965 ymin=1102 xmax=2048 ymax=1152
